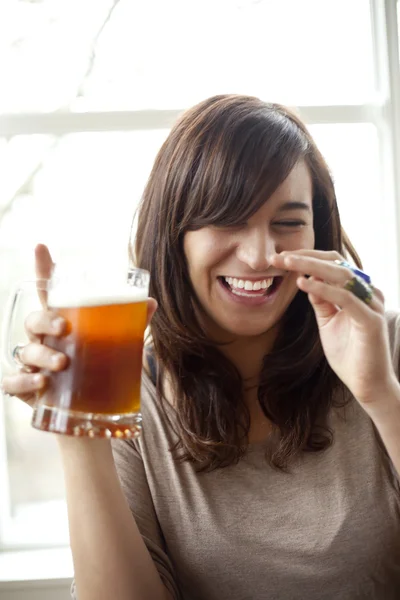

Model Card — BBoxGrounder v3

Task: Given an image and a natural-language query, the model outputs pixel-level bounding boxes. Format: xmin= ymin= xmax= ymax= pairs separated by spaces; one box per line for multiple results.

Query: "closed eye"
xmin=274 ymin=221 xmax=306 ymax=227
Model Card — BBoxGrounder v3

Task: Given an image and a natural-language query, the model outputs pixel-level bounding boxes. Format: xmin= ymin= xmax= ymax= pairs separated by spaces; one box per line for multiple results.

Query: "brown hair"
xmin=134 ymin=94 xmax=361 ymax=471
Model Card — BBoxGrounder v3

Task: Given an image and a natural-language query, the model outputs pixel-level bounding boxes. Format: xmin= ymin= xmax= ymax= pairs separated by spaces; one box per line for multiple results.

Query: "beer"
xmin=32 ymin=276 xmax=149 ymax=439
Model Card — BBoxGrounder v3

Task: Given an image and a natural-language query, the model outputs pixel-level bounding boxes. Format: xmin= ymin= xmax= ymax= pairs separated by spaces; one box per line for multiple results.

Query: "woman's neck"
xmin=219 ymin=327 xmax=278 ymax=385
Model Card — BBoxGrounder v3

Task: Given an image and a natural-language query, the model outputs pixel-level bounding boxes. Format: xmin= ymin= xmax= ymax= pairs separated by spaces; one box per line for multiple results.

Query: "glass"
xmin=0 ymin=131 xmax=169 ymax=260
xmin=3 ymin=265 xmax=149 ymax=439
xmin=0 ymin=0 xmax=375 ymax=114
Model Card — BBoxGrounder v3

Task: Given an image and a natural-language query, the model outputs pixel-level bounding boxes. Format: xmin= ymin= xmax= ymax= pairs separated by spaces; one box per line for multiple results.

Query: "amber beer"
xmin=31 ymin=269 xmax=149 ymax=439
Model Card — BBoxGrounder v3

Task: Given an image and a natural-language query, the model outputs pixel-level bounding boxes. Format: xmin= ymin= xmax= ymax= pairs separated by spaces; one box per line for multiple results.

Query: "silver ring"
xmin=12 ymin=343 xmax=26 ymax=367
xmin=12 ymin=344 xmax=34 ymax=373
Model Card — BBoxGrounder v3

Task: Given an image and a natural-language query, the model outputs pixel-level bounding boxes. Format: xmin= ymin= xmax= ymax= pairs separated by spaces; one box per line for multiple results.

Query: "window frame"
xmin=0 ymin=0 xmax=399 ymax=551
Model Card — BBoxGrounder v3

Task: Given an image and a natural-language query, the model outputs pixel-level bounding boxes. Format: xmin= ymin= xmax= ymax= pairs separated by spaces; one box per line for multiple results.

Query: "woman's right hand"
xmin=1 ymin=244 xmax=158 ymax=408
xmin=1 ymin=244 xmax=69 ymax=407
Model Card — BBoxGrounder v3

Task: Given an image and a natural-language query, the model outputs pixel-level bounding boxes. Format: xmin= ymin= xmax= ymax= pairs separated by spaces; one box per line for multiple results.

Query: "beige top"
xmin=72 ymin=311 xmax=400 ymax=600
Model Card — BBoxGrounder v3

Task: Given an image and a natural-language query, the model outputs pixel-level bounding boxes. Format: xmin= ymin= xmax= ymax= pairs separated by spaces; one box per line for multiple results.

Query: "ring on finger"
xmin=12 ymin=344 xmax=35 ymax=373
xmin=343 ymin=275 xmax=374 ymax=305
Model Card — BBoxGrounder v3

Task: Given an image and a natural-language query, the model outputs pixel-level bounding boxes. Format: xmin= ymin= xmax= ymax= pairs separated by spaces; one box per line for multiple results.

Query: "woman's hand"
xmin=271 ymin=249 xmax=399 ymax=406
xmin=1 ymin=243 xmax=157 ymax=407
xmin=1 ymin=244 xmax=67 ymax=406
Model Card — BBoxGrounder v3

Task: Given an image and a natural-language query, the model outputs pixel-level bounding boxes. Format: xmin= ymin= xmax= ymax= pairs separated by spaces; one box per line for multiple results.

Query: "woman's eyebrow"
xmin=277 ymin=201 xmax=312 ymax=213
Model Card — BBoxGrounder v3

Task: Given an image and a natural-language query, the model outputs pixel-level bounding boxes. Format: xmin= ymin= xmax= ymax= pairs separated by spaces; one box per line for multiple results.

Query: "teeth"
xmin=223 ymin=276 xmax=274 ymax=291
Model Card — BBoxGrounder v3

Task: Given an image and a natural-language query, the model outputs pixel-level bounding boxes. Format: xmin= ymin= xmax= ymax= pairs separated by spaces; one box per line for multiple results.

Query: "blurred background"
xmin=0 ymin=0 xmax=399 ymax=597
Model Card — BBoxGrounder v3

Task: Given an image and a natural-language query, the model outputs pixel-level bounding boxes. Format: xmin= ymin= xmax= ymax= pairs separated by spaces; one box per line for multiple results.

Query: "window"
xmin=0 ymin=0 xmax=399 ymax=551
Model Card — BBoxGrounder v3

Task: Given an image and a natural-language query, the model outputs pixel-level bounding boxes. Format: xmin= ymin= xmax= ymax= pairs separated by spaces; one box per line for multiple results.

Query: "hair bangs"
xmin=180 ymin=105 xmax=310 ymax=233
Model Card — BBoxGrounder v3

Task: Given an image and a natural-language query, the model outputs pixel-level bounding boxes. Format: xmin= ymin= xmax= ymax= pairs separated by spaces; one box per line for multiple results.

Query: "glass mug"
xmin=2 ymin=265 xmax=150 ymax=439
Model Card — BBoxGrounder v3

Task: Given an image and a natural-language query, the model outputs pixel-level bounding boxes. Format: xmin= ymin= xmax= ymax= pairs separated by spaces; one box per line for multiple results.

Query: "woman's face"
xmin=183 ymin=160 xmax=315 ymax=340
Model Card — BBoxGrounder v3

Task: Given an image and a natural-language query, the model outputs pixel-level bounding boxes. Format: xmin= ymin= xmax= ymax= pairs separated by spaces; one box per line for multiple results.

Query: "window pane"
xmin=398 ymin=0 xmax=400 ymax=61
xmin=0 ymin=135 xmax=55 ymax=213
xmin=309 ymin=123 xmax=397 ymax=308
xmin=0 ymin=0 xmax=374 ymax=114
xmin=0 ymin=0 xmax=116 ymax=114
xmin=0 ymin=129 xmax=168 ymax=547
xmin=0 ymin=130 xmax=169 ymax=262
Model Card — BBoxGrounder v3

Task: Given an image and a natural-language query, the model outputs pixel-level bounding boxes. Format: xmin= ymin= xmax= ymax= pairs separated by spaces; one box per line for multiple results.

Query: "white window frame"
xmin=0 ymin=0 xmax=399 ymax=552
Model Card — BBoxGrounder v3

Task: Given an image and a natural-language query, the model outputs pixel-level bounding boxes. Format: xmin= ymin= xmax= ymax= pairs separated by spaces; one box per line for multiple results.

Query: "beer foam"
xmin=48 ymin=286 xmax=148 ymax=308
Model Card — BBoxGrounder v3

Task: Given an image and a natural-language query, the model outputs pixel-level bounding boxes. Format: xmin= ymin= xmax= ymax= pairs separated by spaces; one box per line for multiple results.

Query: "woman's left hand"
xmin=271 ymin=249 xmax=399 ymax=406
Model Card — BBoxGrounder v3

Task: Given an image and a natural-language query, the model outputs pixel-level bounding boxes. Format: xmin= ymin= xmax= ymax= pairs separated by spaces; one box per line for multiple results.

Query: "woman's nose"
xmin=236 ymin=229 xmax=276 ymax=272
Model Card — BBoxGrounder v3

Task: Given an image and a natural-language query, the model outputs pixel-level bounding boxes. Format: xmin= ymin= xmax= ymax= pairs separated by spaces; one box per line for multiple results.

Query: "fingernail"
xmin=51 ymin=353 xmax=64 ymax=367
xmin=52 ymin=318 xmax=64 ymax=333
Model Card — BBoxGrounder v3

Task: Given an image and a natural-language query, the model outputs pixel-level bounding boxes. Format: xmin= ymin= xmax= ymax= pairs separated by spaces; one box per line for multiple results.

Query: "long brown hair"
xmin=134 ymin=94 xmax=361 ymax=471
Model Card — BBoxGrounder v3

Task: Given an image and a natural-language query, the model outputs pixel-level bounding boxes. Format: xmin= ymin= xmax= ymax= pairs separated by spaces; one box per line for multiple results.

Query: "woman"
xmin=2 ymin=94 xmax=400 ymax=599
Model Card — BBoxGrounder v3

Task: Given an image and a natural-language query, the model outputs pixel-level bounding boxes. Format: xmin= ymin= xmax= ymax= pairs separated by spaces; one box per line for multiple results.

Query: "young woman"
xmin=3 ymin=95 xmax=400 ymax=599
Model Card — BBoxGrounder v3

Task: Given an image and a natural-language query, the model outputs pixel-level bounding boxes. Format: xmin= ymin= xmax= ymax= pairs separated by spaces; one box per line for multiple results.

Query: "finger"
xmin=371 ymin=285 xmax=385 ymax=305
xmin=305 ymin=274 xmax=339 ymax=319
xmin=304 ymin=277 xmax=339 ymax=321
xmin=19 ymin=342 xmax=69 ymax=372
xmin=146 ymin=298 xmax=158 ymax=328
xmin=278 ymin=249 xmax=343 ymax=262
xmin=1 ymin=372 xmax=46 ymax=398
xmin=297 ymin=276 xmax=382 ymax=320
xmin=276 ymin=254 xmax=354 ymax=286
xmin=25 ymin=309 xmax=67 ymax=342
xmin=35 ymin=244 xmax=55 ymax=308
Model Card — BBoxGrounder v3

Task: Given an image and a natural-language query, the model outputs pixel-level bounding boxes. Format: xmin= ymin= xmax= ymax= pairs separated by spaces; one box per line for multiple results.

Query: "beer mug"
xmin=2 ymin=265 xmax=150 ymax=439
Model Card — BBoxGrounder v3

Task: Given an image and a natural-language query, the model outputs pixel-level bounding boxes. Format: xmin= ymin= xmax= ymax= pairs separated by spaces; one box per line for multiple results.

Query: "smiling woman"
xmin=135 ymin=96 xmax=361 ymax=470
xmin=0 ymin=1 xmax=398 ymax=569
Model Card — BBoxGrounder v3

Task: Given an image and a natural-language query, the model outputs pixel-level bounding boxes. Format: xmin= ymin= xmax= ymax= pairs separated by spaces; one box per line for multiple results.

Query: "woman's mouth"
xmin=217 ymin=275 xmax=283 ymax=305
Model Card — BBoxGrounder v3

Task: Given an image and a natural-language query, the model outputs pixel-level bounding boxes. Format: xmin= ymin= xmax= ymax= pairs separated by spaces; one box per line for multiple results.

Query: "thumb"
xmin=146 ymin=298 xmax=158 ymax=328
xmin=34 ymin=244 xmax=55 ymax=308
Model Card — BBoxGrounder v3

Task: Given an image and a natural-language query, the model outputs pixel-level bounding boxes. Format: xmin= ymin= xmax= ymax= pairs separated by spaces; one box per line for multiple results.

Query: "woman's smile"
xmin=216 ymin=274 xmax=285 ymax=307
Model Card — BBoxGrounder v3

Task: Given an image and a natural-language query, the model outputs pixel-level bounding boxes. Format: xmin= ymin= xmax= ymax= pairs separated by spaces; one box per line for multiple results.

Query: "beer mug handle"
xmin=1 ymin=279 xmax=48 ymax=372
xmin=1 ymin=283 xmax=24 ymax=371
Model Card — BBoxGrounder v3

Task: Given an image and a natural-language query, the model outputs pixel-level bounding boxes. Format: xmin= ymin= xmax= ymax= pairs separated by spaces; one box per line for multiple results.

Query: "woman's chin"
xmin=212 ymin=317 xmax=279 ymax=340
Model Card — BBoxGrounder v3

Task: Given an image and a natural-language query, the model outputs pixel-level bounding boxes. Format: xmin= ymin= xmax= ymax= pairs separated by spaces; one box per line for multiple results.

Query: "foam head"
xmin=48 ymin=285 xmax=148 ymax=308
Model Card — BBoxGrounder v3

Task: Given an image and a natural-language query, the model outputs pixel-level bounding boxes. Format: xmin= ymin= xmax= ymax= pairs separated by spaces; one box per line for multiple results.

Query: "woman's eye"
xmin=274 ymin=221 xmax=306 ymax=228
